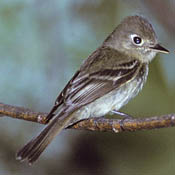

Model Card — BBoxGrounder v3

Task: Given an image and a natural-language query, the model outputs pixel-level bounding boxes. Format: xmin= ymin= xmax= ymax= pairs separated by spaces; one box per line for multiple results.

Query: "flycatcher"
xmin=17 ymin=15 xmax=169 ymax=164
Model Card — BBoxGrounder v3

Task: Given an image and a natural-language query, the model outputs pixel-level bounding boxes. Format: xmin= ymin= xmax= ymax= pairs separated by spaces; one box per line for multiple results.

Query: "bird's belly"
xmin=72 ymin=79 xmax=143 ymax=123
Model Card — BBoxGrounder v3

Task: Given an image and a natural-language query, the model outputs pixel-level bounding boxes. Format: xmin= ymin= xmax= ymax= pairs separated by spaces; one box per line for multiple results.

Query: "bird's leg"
xmin=111 ymin=110 xmax=133 ymax=131
xmin=111 ymin=110 xmax=133 ymax=119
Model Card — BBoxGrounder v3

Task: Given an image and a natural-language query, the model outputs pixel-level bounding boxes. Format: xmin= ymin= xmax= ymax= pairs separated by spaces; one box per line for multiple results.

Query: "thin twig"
xmin=0 ymin=102 xmax=175 ymax=133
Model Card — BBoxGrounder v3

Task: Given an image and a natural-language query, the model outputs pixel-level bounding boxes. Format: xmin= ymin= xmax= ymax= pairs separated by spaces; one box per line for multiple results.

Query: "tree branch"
xmin=0 ymin=102 xmax=175 ymax=133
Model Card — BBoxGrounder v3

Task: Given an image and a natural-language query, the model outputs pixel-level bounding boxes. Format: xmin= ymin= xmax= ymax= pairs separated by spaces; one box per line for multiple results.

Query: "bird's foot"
xmin=111 ymin=110 xmax=133 ymax=131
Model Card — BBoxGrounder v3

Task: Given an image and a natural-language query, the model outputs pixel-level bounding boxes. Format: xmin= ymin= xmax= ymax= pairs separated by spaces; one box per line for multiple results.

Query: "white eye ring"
xmin=130 ymin=34 xmax=144 ymax=46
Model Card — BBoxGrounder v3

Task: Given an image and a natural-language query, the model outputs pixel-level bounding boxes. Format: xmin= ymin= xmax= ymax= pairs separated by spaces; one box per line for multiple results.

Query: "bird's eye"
xmin=131 ymin=34 xmax=143 ymax=46
xmin=133 ymin=36 xmax=142 ymax=44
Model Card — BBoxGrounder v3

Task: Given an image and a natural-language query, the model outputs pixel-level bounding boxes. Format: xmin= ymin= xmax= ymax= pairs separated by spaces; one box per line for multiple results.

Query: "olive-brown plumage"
xmin=16 ymin=15 xmax=169 ymax=164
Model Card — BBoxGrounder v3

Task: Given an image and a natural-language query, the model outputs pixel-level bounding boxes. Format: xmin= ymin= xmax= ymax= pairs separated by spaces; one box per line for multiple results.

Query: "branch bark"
xmin=0 ymin=102 xmax=175 ymax=133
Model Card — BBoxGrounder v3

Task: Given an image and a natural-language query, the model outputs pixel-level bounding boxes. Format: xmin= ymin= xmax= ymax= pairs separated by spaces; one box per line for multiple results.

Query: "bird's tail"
xmin=16 ymin=108 xmax=75 ymax=164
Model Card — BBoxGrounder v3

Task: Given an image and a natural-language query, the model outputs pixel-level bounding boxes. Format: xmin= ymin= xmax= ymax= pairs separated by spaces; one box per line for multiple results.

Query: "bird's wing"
xmin=46 ymin=57 xmax=140 ymax=122
xmin=65 ymin=60 xmax=140 ymax=106
xmin=45 ymin=71 xmax=80 ymax=122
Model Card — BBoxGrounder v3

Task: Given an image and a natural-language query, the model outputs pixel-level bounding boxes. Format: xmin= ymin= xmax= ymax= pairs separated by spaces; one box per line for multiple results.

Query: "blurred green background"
xmin=0 ymin=0 xmax=175 ymax=174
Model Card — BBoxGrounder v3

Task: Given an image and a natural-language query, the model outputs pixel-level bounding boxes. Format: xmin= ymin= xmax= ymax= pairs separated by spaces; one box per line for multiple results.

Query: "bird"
xmin=16 ymin=15 xmax=169 ymax=164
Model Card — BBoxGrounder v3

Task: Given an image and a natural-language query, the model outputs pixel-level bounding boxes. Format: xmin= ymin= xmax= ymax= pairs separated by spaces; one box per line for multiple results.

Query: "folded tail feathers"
xmin=16 ymin=110 xmax=75 ymax=164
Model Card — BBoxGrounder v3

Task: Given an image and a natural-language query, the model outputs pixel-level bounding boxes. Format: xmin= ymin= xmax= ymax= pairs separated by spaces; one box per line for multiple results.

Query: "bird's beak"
xmin=149 ymin=44 xmax=169 ymax=54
